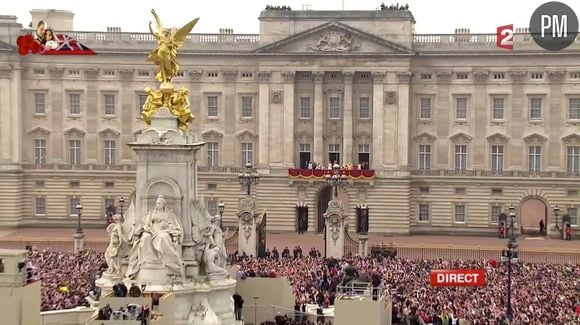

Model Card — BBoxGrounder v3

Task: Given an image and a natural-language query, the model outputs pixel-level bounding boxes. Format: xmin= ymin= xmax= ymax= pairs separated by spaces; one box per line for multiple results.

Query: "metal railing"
xmin=370 ymin=243 xmax=580 ymax=264
xmin=0 ymin=239 xmax=108 ymax=252
xmin=343 ymin=227 xmax=359 ymax=258
xmin=242 ymin=304 xmax=333 ymax=325
xmin=224 ymin=227 xmax=239 ymax=255
xmin=411 ymin=169 xmax=580 ymax=178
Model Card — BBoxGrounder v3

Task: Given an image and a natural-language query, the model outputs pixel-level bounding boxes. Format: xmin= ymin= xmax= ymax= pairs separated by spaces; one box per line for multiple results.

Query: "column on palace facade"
xmin=396 ymin=72 xmax=412 ymax=169
xmin=282 ymin=71 xmax=296 ymax=167
xmin=313 ymin=72 xmax=324 ymax=164
xmin=372 ymin=72 xmax=385 ymax=168
xmin=257 ymin=71 xmax=271 ymax=167
xmin=10 ymin=66 xmax=22 ymax=163
xmin=342 ymin=71 xmax=354 ymax=164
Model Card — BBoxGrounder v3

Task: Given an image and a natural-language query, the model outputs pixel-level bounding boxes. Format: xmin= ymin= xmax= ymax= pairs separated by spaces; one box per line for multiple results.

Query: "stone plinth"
xmin=238 ymin=196 xmax=258 ymax=257
xmin=324 ymin=199 xmax=347 ymax=258
xmin=73 ymin=232 xmax=85 ymax=253
xmin=358 ymin=234 xmax=369 ymax=256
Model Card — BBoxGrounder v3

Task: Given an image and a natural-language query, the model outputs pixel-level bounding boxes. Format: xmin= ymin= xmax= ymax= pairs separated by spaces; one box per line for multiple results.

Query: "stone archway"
xmin=317 ymin=186 xmax=332 ymax=233
xmin=520 ymin=197 xmax=548 ymax=235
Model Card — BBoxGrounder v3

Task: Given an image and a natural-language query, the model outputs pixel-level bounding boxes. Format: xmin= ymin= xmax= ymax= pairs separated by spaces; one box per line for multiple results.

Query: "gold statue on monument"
xmin=141 ymin=9 xmax=198 ymax=131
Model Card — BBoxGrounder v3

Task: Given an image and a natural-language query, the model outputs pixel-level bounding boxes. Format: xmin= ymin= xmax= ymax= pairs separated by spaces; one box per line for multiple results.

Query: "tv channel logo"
xmin=496 ymin=1 xmax=578 ymax=51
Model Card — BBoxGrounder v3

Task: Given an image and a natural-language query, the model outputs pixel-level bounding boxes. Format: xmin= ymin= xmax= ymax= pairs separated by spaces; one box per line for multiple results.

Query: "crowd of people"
xmin=26 ymin=248 xmax=105 ymax=311
xmin=233 ymin=247 xmax=580 ymax=324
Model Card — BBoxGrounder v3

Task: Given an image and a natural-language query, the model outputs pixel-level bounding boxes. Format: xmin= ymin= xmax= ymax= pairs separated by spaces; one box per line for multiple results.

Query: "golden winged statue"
xmin=147 ymin=9 xmax=199 ymax=84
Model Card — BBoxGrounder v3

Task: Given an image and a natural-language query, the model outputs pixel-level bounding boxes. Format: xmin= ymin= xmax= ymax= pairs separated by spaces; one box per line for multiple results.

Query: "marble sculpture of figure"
xmin=103 ymin=214 xmax=127 ymax=278
xmin=208 ymin=217 xmax=228 ymax=268
xmin=203 ymin=245 xmax=229 ymax=278
xmin=126 ymin=195 xmax=183 ymax=278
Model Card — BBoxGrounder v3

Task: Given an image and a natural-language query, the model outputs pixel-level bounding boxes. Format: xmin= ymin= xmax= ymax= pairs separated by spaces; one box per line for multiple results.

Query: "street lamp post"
xmin=73 ymin=203 xmax=85 ymax=253
xmin=238 ymin=162 xmax=260 ymax=196
xmin=553 ymin=205 xmax=560 ymax=230
xmin=75 ymin=203 xmax=83 ymax=234
xmin=323 ymin=164 xmax=349 ymax=257
xmin=501 ymin=204 xmax=519 ymax=323
xmin=218 ymin=201 xmax=225 ymax=231
xmin=119 ymin=197 xmax=126 ymax=218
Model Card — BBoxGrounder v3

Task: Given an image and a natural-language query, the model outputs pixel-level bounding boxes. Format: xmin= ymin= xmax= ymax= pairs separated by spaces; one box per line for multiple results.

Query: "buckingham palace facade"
xmin=0 ymin=8 xmax=578 ymax=236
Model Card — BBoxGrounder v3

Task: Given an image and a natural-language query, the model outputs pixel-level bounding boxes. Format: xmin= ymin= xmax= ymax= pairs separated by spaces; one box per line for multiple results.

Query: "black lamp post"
xmin=553 ymin=205 xmax=560 ymax=230
xmin=119 ymin=197 xmax=126 ymax=218
xmin=75 ymin=203 xmax=83 ymax=234
xmin=218 ymin=201 xmax=225 ymax=231
xmin=238 ymin=162 xmax=260 ymax=196
xmin=501 ymin=204 xmax=519 ymax=322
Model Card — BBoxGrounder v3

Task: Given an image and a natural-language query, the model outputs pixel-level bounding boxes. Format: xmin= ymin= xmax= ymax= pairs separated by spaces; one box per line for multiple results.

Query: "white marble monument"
xmin=324 ymin=199 xmax=348 ymax=258
xmin=96 ymin=108 xmax=237 ymax=325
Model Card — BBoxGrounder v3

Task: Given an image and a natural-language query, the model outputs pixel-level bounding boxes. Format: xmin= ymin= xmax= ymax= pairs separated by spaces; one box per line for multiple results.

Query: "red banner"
xmin=430 ymin=269 xmax=486 ymax=287
xmin=288 ymin=168 xmax=375 ymax=180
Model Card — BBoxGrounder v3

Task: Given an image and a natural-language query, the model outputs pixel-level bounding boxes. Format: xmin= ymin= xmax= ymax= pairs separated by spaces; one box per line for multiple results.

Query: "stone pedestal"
xmin=324 ymin=199 xmax=347 ymax=259
xmin=73 ymin=232 xmax=85 ymax=253
xmin=358 ymin=234 xmax=369 ymax=257
xmin=238 ymin=196 xmax=258 ymax=257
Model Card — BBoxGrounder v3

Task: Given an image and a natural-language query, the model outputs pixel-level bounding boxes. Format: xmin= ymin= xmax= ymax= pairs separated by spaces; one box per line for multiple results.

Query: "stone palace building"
xmin=0 ymin=8 xmax=578 ymax=236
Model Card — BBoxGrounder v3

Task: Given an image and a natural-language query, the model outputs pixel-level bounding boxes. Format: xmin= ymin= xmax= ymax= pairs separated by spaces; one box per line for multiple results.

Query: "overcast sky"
xmin=3 ymin=0 xmax=579 ymax=34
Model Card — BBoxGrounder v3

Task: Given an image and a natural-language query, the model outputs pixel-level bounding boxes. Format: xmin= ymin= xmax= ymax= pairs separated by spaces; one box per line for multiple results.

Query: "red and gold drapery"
xmin=288 ymin=168 xmax=375 ymax=180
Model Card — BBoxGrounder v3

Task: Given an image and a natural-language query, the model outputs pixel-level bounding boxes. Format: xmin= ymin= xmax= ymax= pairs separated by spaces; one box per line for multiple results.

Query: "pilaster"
xmin=313 ymin=72 xmax=324 ymax=163
xmin=372 ymin=72 xmax=385 ymax=168
xmin=282 ymin=71 xmax=295 ymax=167
xmin=257 ymin=71 xmax=271 ymax=167
xmin=396 ymin=72 xmax=412 ymax=169
xmin=342 ymin=71 xmax=354 ymax=164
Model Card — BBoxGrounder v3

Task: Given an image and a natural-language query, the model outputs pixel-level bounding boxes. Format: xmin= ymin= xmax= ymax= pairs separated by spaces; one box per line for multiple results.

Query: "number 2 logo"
xmin=497 ymin=24 xmax=514 ymax=50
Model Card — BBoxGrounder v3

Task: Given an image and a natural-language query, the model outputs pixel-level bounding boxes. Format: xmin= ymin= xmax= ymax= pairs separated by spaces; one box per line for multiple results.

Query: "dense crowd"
xmin=233 ymin=247 xmax=580 ymax=324
xmin=27 ymin=248 xmax=105 ymax=311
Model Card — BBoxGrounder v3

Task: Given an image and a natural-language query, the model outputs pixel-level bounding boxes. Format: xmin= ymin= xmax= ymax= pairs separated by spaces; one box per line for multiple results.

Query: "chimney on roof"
xmin=454 ymin=28 xmax=470 ymax=34
xmin=30 ymin=9 xmax=74 ymax=31
xmin=219 ymin=28 xmax=233 ymax=34
xmin=107 ymin=27 xmax=121 ymax=33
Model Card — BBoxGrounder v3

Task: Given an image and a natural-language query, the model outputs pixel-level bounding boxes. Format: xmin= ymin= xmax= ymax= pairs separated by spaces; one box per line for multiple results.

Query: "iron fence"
xmin=343 ymin=227 xmax=359 ymax=258
xmin=370 ymin=243 xmax=580 ymax=264
xmin=0 ymin=239 xmax=108 ymax=252
xmin=224 ymin=227 xmax=239 ymax=255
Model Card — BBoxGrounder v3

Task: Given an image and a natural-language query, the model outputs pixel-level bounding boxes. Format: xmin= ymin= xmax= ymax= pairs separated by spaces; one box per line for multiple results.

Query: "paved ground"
xmin=0 ymin=228 xmax=578 ymax=251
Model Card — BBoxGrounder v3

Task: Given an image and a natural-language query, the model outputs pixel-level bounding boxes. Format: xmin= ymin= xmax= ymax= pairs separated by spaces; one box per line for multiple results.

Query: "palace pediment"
xmin=254 ymin=21 xmax=413 ymax=55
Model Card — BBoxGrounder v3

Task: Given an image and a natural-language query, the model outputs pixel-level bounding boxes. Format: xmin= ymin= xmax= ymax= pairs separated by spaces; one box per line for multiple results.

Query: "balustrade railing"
xmin=22 ymin=163 xmax=136 ymax=171
xmin=411 ymin=169 xmax=580 ymax=178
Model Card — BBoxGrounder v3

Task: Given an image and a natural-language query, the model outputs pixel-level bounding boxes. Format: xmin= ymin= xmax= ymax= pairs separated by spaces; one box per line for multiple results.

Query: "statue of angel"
xmin=103 ymin=214 xmax=128 ymax=278
xmin=147 ymin=9 xmax=199 ymax=84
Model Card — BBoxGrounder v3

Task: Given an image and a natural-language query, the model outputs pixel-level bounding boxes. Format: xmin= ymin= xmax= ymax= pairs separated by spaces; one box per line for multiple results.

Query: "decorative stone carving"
xmin=102 ymin=214 xmax=128 ymax=279
xmin=473 ymin=71 xmax=489 ymax=83
xmin=119 ymin=69 xmax=134 ymax=80
xmin=548 ymin=71 xmax=565 ymax=82
xmin=372 ymin=72 xmax=386 ymax=83
xmin=84 ymin=68 xmax=100 ymax=79
xmin=281 ymin=71 xmax=295 ymax=83
xmin=0 ymin=67 xmax=11 ymax=79
xmin=385 ymin=91 xmax=397 ymax=105
xmin=324 ymin=200 xmax=345 ymax=244
xmin=510 ymin=71 xmax=527 ymax=82
xmin=222 ymin=71 xmax=238 ymax=82
xmin=125 ymin=195 xmax=184 ymax=279
xmin=49 ymin=67 xmax=65 ymax=78
xmin=342 ymin=72 xmax=354 ymax=83
xmin=189 ymin=70 xmax=203 ymax=81
xmin=486 ymin=132 xmax=510 ymax=143
xmin=328 ymin=214 xmax=342 ymax=243
xmin=239 ymin=212 xmax=254 ymax=243
xmin=449 ymin=132 xmax=473 ymax=143
xmin=238 ymin=196 xmax=256 ymax=243
xmin=203 ymin=246 xmax=229 ymax=279
xmin=313 ymin=72 xmax=324 ymax=83
xmin=523 ymin=133 xmax=548 ymax=143
xmin=309 ymin=31 xmax=360 ymax=52
xmin=436 ymin=71 xmax=452 ymax=83
xmin=270 ymin=90 xmax=283 ymax=104
xmin=257 ymin=71 xmax=271 ymax=83
xmin=396 ymin=72 xmax=412 ymax=83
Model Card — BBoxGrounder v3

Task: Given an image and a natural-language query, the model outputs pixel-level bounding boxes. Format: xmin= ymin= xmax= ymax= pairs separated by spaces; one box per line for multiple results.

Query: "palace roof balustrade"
xmin=18 ymin=29 xmax=580 ymax=52
xmin=22 ymin=163 xmax=136 ymax=171
xmin=411 ymin=169 xmax=580 ymax=178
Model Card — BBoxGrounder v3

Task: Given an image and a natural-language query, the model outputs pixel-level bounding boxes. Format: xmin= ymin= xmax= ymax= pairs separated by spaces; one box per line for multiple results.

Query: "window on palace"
xmin=102 ymin=70 xmax=114 ymax=76
xmin=569 ymin=72 xmax=580 ymax=80
xmin=300 ymin=97 xmax=311 ymax=119
xmin=35 ymin=181 xmax=45 ymax=188
xmin=104 ymin=182 xmax=114 ymax=189
xmin=137 ymin=94 xmax=148 ymax=115
xmin=567 ymin=146 xmax=580 ymax=173
xmin=104 ymin=198 xmax=115 ymax=215
xmin=493 ymin=73 xmax=505 ymax=80
xmin=418 ymin=145 xmax=431 ymax=170
xmin=359 ymin=97 xmax=370 ymax=119
xmin=491 ymin=145 xmax=504 ymax=171
xmin=491 ymin=205 xmax=502 ymax=224
xmin=69 ymin=197 xmax=80 ymax=217
xmin=455 ymin=73 xmax=469 ymax=80
xmin=454 ymin=145 xmax=468 ymax=171
xmin=529 ymin=97 xmax=543 ymax=120
xmin=491 ymin=188 xmax=503 ymax=195
xmin=207 ymin=95 xmax=219 ymax=118
xmin=328 ymin=97 xmax=341 ymax=119
xmin=420 ymin=73 xmax=432 ymax=80
xmin=454 ymin=204 xmax=466 ymax=223
xmin=68 ymin=140 xmax=81 ymax=165
xmin=530 ymin=72 xmax=544 ymax=80
xmin=419 ymin=187 xmax=429 ymax=194
xmin=568 ymin=208 xmax=578 ymax=226
xmin=207 ymin=142 xmax=219 ymax=167
xmin=34 ymin=197 xmax=46 ymax=216
xmin=137 ymin=70 xmax=150 ymax=77
xmin=207 ymin=183 xmax=217 ymax=190
xmin=567 ymin=189 xmax=578 ymax=197
xmin=455 ymin=188 xmax=466 ymax=195
xmin=528 ymin=146 xmax=542 ymax=171
xmin=418 ymin=204 xmax=430 ymax=222
xmin=104 ymin=140 xmax=117 ymax=165
xmin=70 ymin=181 xmax=80 ymax=188
xmin=492 ymin=97 xmax=505 ymax=120
xmin=34 ymin=93 xmax=46 ymax=115
xmin=68 ymin=93 xmax=81 ymax=115
xmin=419 ymin=97 xmax=432 ymax=119
xmin=455 ymin=97 xmax=468 ymax=120
xmin=328 ymin=144 xmax=341 ymax=165
xmin=241 ymin=96 xmax=253 ymax=118
xmin=569 ymin=98 xmax=580 ymax=120
xmin=358 ymin=144 xmax=370 ymax=166
xmin=241 ymin=142 xmax=253 ymax=165
xmin=299 ymin=143 xmax=311 ymax=169
xmin=33 ymin=139 xmax=46 ymax=164
xmin=241 ymin=72 xmax=253 ymax=79
xmin=103 ymin=93 xmax=116 ymax=116
xmin=206 ymin=72 xmax=218 ymax=78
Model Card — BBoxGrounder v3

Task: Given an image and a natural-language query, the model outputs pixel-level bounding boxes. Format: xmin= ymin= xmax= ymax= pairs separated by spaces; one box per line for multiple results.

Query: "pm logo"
xmin=529 ymin=1 xmax=579 ymax=51
xmin=497 ymin=24 xmax=514 ymax=50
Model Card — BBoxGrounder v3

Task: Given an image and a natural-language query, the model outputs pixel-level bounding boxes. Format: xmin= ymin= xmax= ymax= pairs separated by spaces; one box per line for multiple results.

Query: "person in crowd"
xmin=33 ymin=20 xmax=47 ymax=44
xmin=43 ymin=28 xmax=59 ymax=50
xmin=129 ymin=283 xmax=142 ymax=297
xmin=539 ymin=219 xmax=545 ymax=235
xmin=233 ymin=292 xmax=244 ymax=321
